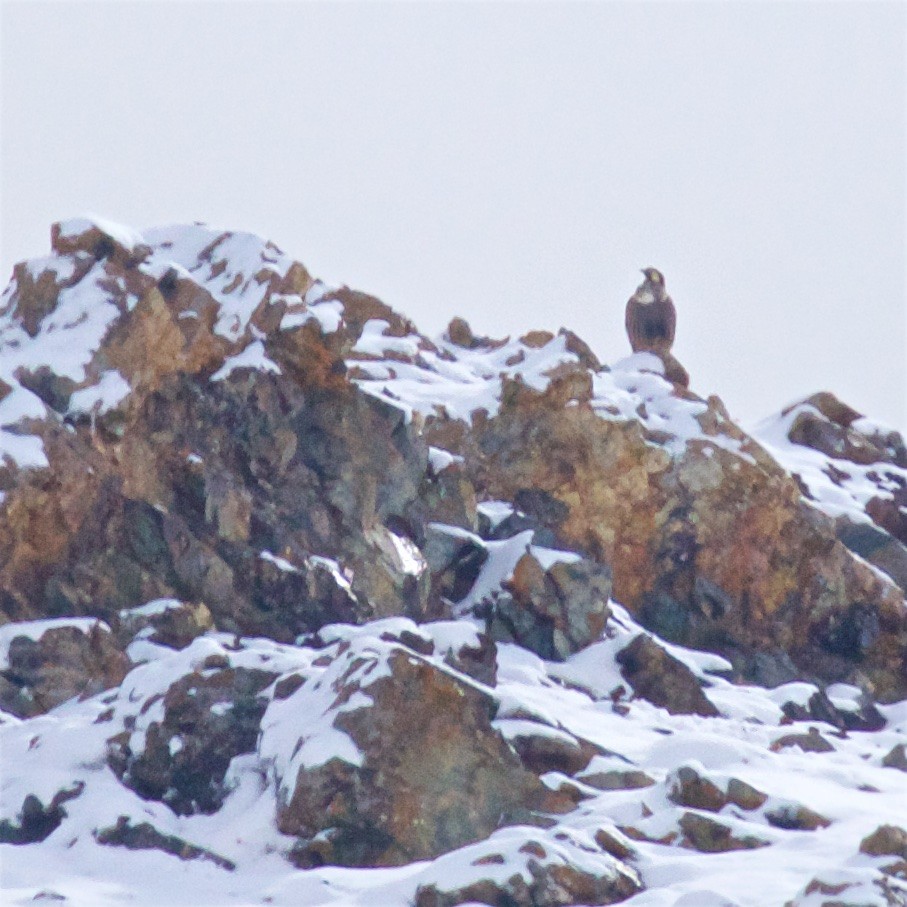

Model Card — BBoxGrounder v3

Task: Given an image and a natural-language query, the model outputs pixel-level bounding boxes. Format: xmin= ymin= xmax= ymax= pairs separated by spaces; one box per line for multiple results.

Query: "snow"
xmin=2 ymin=218 xmax=907 ymax=905
xmin=141 ymin=225 xmax=295 ymax=342
xmin=476 ymin=500 xmax=516 ymax=529
xmin=306 ymin=555 xmax=353 ymax=591
xmin=752 ymin=403 xmax=907 ymax=528
xmin=280 ymin=298 xmax=344 ymax=334
xmin=119 ymin=598 xmax=183 ymax=618
xmin=0 ymin=601 xmax=905 ymax=905
xmin=351 ymin=327 xmax=749 ymax=462
xmin=387 ymin=530 xmax=426 ymax=576
xmin=451 ymin=529 xmax=534 ymax=615
xmin=259 ymin=551 xmax=299 ymax=573
xmin=352 ymin=319 xmax=423 ymax=358
xmin=68 ymin=369 xmax=132 ymax=415
xmin=57 ymin=215 xmax=145 ymax=251
xmin=210 ymin=340 xmax=282 ymax=381
xmin=427 ymin=445 xmax=462 ymax=474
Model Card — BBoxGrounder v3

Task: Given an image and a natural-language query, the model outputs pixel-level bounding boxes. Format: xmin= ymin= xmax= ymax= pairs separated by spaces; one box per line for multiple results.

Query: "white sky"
xmin=2 ymin=2 xmax=905 ymax=431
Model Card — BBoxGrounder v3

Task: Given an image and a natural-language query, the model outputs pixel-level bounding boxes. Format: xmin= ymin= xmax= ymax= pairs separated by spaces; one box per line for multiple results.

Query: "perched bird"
xmin=625 ymin=267 xmax=677 ymax=355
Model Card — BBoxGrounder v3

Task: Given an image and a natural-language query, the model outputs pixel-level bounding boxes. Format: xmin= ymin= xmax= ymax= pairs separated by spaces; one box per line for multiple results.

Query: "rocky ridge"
xmin=1 ymin=218 xmax=906 ymax=906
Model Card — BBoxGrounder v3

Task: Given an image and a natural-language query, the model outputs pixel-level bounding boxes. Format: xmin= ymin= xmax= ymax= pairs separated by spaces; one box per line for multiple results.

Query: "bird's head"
xmin=641 ymin=267 xmax=664 ymax=286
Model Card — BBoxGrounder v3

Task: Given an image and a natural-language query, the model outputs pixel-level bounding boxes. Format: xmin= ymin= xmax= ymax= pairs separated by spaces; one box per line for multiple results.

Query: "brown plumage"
xmin=625 ymin=267 xmax=676 ymax=355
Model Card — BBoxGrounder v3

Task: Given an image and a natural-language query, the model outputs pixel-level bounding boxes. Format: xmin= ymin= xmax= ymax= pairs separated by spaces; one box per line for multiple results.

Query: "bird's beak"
xmin=640 ymin=269 xmax=647 ymax=277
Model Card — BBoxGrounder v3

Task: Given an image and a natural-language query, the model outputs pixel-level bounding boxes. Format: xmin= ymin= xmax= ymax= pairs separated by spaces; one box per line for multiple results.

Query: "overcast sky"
xmin=2 ymin=2 xmax=904 ymax=431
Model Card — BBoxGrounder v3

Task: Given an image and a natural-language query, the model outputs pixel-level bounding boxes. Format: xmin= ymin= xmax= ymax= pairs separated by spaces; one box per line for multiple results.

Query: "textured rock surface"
xmin=616 ymin=634 xmax=719 ymax=717
xmin=2 ymin=218 xmax=907 ymax=906
xmin=0 ymin=620 xmax=128 ymax=718
xmin=108 ymin=664 xmax=276 ymax=815
xmin=269 ymin=637 xmax=542 ymax=867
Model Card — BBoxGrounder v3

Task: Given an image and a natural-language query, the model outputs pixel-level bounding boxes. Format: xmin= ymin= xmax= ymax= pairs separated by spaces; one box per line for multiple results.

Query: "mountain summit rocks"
xmin=1 ymin=218 xmax=906 ymax=905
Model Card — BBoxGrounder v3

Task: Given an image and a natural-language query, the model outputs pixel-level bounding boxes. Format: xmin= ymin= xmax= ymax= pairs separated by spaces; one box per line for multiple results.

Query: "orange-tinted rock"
xmin=450 ymin=373 xmax=907 ymax=698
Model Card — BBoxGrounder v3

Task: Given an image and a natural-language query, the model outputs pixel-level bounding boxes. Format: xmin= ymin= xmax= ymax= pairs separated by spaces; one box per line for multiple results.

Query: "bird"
xmin=625 ymin=267 xmax=677 ymax=355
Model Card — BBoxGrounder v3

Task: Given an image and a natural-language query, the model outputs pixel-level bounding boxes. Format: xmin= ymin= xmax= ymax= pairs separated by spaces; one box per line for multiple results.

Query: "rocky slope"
xmin=1 ymin=218 xmax=906 ymax=906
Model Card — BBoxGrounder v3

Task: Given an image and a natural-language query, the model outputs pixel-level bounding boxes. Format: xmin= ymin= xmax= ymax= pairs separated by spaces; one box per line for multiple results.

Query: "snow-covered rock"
xmin=1 ymin=218 xmax=906 ymax=905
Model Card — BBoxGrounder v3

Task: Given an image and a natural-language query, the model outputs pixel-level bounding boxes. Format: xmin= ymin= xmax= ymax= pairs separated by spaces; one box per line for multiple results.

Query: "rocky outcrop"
xmin=1 ymin=218 xmax=907 ymax=905
xmin=267 ymin=636 xmax=543 ymax=867
xmin=108 ymin=663 xmax=276 ymax=815
xmin=756 ymin=392 xmax=907 ymax=594
xmin=0 ymin=619 xmax=128 ymax=717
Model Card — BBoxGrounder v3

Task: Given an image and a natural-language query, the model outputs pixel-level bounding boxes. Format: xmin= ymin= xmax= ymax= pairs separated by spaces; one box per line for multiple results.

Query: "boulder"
xmin=266 ymin=638 xmax=543 ymax=867
xmin=860 ymin=825 xmax=907 ymax=860
xmin=483 ymin=550 xmax=612 ymax=661
xmin=0 ymin=620 xmax=128 ymax=718
xmin=414 ymin=828 xmax=642 ymax=907
xmin=678 ymin=813 xmax=768 ymax=853
xmin=667 ymin=765 xmax=728 ymax=812
xmin=616 ymin=634 xmax=719 ymax=717
xmin=108 ymin=665 xmax=276 ymax=815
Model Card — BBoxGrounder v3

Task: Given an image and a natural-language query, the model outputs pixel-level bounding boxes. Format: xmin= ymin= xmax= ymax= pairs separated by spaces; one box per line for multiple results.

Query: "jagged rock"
xmin=115 ymin=599 xmax=214 ymax=649
xmin=783 ymin=393 xmax=905 ymax=469
xmin=780 ymin=688 xmax=886 ymax=732
xmin=836 ymin=520 xmax=907 ymax=593
xmin=615 ymin=634 xmax=719 ymax=717
xmin=0 ymin=783 xmax=83 ymax=844
xmin=678 ymin=813 xmax=768 ymax=853
xmin=269 ymin=639 xmax=543 ymax=867
xmin=450 ymin=367 xmax=907 ymax=698
xmin=484 ymin=551 xmax=612 ymax=661
xmin=439 ymin=628 xmax=498 ymax=686
xmin=95 ymin=816 xmax=235 ymax=870
xmin=423 ymin=524 xmax=489 ymax=610
xmin=0 ymin=620 xmax=128 ymax=718
xmin=108 ymin=665 xmax=275 ymax=815
xmin=2 ymin=218 xmax=907 ymax=904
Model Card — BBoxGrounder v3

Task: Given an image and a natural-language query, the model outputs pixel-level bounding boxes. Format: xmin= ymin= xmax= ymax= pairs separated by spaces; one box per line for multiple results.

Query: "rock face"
xmin=266 ymin=636 xmax=543 ymax=867
xmin=1 ymin=218 xmax=907 ymax=906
